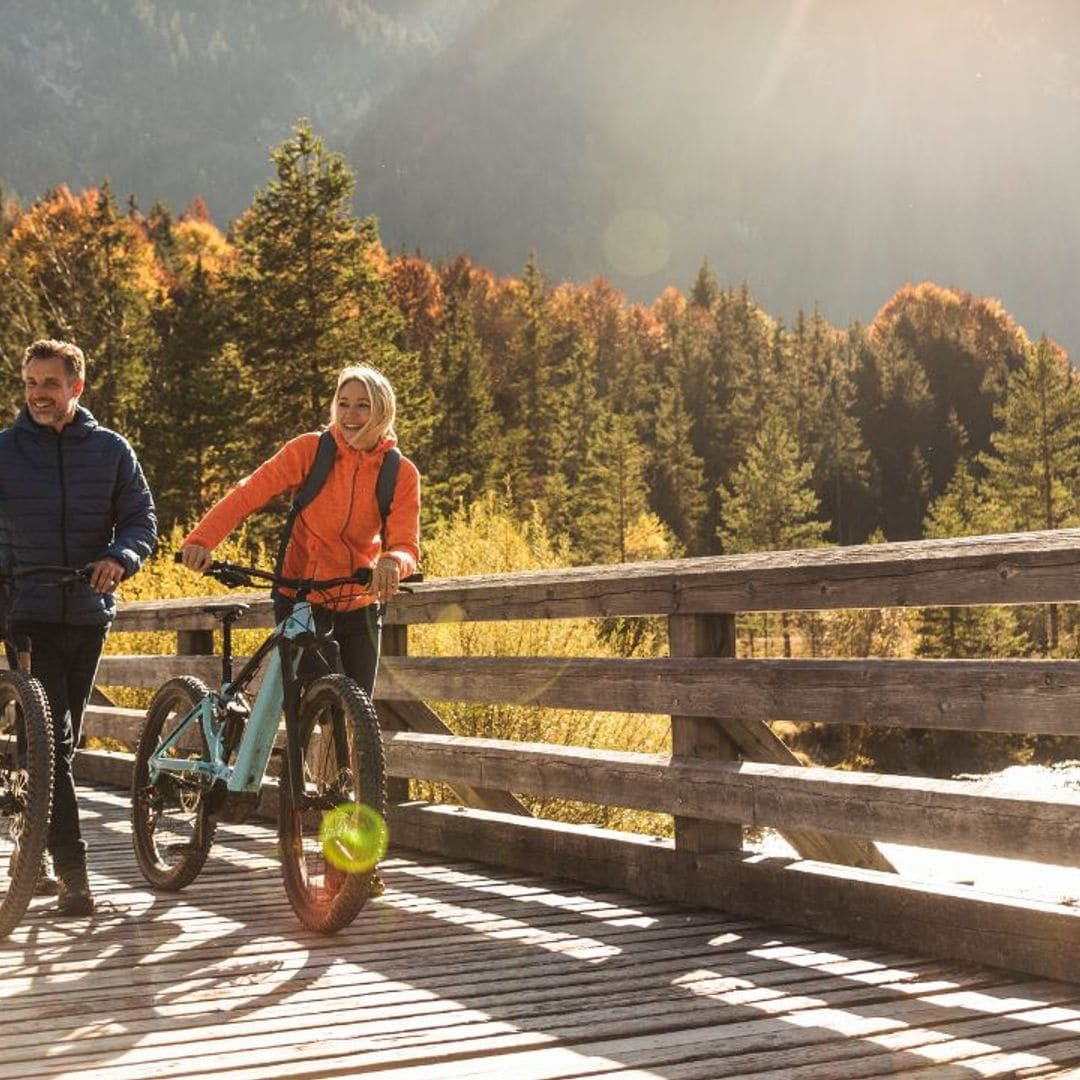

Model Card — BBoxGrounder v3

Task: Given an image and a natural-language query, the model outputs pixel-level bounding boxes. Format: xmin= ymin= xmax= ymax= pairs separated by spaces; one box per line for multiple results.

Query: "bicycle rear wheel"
xmin=0 ymin=671 xmax=54 ymax=938
xmin=132 ymin=676 xmax=217 ymax=890
xmin=280 ymin=674 xmax=386 ymax=933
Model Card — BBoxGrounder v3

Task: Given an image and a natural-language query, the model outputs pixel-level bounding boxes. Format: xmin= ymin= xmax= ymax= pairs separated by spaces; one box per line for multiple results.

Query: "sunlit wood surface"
xmin=3 ymin=784 xmax=1079 ymax=1080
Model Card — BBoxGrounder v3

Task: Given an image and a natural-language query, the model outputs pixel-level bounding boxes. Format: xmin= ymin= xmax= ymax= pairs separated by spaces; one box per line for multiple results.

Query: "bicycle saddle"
xmin=201 ymin=602 xmax=250 ymax=622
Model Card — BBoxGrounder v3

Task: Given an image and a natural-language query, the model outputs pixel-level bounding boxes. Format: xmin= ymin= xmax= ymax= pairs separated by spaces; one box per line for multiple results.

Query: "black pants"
xmin=7 ymin=621 xmax=108 ymax=872
xmin=274 ymin=599 xmax=382 ymax=698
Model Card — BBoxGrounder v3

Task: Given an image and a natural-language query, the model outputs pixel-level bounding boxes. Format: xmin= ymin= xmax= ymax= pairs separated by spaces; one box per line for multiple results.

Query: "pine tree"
xmin=815 ymin=328 xmax=873 ymax=543
xmin=542 ymin=339 xmax=601 ymax=544
xmin=229 ymin=120 xmax=411 ymax=462
xmin=717 ymin=409 xmax=829 ymax=555
xmin=852 ymin=326 xmax=934 ymax=539
xmin=649 ymin=370 xmax=709 ymax=554
xmin=916 ymin=458 xmax=1029 ymax=659
xmin=576 ymin=410 xmax=650 ymax=565
xmin=146 ymin=253 xmax=247 ymax=530
xmin=982 ymin=337 xmax=1080 ymax=533
xmin=718 ymin=408 xmax=829 ymax=658
xmin=688 ymin=258 xmax=720 ymax=310
xmin=980 ymin=337 xmax=1080 ymax=652
xmin=423 ymin=259 xmax=503 ymax=520
xmin=502 ymin=254 xmax=561 ymax=505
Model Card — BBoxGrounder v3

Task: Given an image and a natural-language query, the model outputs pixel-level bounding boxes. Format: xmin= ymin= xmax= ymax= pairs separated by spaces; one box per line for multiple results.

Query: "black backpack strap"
xmin=272 ymin=430 xmax=337 ymax=599
xmin=375 ymin=448 xmax=401 ymax=548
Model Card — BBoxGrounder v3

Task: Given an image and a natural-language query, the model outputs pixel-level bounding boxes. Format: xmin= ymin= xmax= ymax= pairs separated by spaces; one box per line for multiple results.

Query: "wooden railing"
xmin=78 ymin=528 xmax=1080 ymax=980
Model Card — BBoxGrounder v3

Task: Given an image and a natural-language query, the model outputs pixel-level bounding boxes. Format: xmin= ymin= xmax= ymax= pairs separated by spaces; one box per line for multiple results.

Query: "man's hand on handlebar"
xmin=87 ymin=557 xmax=126 ymax=594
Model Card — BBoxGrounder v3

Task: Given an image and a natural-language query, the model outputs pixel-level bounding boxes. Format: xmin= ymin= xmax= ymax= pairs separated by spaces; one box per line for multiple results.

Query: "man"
xmin=0 ymin=339 xmax=156 ymax=916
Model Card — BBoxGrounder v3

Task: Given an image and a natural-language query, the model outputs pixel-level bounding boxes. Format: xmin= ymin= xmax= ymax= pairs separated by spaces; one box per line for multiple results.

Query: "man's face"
xmin=23 ymin=355 xmax=83 ymax=431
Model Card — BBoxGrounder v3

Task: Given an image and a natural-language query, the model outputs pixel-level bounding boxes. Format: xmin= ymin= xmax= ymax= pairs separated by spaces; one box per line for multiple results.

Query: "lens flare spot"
xmin=320 ymin=803 xmax=388 ymax=873
xmin=602 ymin=208 xmax=671 ymax=278
xmin=436 ymin=603 xmax=465 ymax=623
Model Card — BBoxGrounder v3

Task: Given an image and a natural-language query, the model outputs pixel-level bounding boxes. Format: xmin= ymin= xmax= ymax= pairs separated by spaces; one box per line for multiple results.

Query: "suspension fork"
xmin=281 ymin=637 xmax=310 ymax=812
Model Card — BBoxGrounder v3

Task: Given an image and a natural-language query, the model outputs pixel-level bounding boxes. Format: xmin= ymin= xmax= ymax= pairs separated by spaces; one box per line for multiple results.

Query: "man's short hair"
xmin=23 ymin=339 xmax=86 ymax=382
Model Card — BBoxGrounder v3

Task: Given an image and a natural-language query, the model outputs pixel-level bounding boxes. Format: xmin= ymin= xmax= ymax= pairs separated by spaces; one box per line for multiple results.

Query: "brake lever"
xmin=211 ymin=566 xmax=254 ymax=589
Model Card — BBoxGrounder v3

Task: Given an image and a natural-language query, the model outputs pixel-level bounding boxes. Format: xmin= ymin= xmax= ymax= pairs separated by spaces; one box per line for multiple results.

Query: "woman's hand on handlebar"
xmin=180 ymin=544 xmax=214 ymax=573
xmin=369 ymin=556 xmax=401 ymax=603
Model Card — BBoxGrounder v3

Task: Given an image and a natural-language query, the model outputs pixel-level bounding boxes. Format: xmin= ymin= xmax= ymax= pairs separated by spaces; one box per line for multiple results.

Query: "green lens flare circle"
xmin=319 ymin=803 xmax=389 ymax=873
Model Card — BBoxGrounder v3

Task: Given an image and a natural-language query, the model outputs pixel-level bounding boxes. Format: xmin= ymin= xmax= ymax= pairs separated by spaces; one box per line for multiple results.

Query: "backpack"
xmin=272 ymin=429 xmax=401 ymax=598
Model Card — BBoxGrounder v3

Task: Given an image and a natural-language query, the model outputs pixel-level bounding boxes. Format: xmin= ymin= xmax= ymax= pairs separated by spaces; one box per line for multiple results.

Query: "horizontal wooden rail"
xmin=111 ymin=527 xmax=1080 ymax=629
xmin=98 ymin=653 xmax=1080 ymax=737
xmin=384 ymin=732 xmax=1080 ymax=866
xmin=375 ymin=656 xmax=1080 ymax=735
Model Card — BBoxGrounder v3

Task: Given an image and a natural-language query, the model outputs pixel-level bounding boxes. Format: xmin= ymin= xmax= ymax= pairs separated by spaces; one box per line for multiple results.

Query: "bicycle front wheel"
xmin=280 ymin=674 xmax=387 ymax=933
xmin=132 ymin=676 xmax=217 ymax=890
xmin=0 ymin=670 xmax=54 ymax=938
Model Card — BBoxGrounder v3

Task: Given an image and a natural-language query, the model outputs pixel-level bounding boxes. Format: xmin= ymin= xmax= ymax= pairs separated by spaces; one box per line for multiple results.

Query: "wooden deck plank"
xmin=1 ymin=783 xmax=1076 ymax=1080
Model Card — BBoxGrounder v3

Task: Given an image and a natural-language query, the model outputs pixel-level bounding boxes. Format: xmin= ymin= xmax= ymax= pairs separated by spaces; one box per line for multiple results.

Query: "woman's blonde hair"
xmin=330 ymin=365 xmax=397 ymax=445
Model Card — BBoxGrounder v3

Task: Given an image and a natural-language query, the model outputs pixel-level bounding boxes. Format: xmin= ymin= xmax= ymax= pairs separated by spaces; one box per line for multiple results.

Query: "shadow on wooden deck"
xmin=2 ymin=784 xmax=1079 ymax=1080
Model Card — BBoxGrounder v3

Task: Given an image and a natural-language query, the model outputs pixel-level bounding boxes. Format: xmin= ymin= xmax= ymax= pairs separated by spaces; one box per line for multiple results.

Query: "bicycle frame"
xmin=148 ymin=597 xmax=336 ymax=804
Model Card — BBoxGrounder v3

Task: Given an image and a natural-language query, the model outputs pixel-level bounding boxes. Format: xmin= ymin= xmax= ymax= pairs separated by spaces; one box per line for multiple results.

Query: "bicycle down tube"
xmin=148 ymin=599 xmax=318 ymax=796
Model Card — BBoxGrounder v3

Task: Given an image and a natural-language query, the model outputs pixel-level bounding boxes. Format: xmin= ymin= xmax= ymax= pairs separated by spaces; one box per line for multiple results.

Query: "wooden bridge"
xmin=4 ymin=529 xmax=1080 ymax=1077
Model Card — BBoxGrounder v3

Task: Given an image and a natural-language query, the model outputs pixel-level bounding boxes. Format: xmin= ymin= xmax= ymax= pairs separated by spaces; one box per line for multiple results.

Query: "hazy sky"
xmin=4 ymin=0 xmax=1079 ymax=354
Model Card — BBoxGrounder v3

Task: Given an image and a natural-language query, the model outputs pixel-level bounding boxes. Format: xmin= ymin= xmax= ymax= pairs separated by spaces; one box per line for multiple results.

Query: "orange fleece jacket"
xmin=183 ymin=426 xmax=420 ymax=610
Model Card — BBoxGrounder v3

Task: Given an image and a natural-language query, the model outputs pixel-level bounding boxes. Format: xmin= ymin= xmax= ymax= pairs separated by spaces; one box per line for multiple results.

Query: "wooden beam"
xmin=90 ymin=656 xmax=534 ymax=818
xmin=111 ymin=529 xmax=1080 ymax=629
xmin=387 ymin=801 xmax=1080 ymax=983
xmin=375 ymin=655 xmax=1080 ymax=735
xmin=102 ymin=652 xmax=1080 ymax=738
xmin=383 ymin=732 xmax=1080 ymax=866
xmin=84 ymin=704 xmax=143 ymax=747
xmin=377 ymin=698 xmax=531 ymax=818
xmin=373 ymin=528 xmax=1080 ymax=623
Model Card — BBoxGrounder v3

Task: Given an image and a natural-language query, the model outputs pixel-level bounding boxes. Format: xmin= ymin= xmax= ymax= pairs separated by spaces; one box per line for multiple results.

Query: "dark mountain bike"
xmin=0 ymin=566 xmax=92 ymax=936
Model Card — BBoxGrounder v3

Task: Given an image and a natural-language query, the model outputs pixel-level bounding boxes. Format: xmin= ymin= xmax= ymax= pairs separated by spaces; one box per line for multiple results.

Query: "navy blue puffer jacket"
xmin=0 ymin=405 xmax=157 ymax=625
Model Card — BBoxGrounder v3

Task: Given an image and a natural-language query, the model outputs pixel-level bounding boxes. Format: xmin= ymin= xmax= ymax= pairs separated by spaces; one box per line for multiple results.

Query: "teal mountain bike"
xmin=131 ymin=559 xmax=388 ymax=933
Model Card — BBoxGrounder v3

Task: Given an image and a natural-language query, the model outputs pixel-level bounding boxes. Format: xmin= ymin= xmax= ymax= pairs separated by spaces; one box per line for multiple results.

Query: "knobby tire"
xmin=0 ymin=671 xmax=54 ymax=938
xmin=279 ymin=674 xmax=386 ymax=933
xmin=132 ymin=676 xmax=217 ymax=890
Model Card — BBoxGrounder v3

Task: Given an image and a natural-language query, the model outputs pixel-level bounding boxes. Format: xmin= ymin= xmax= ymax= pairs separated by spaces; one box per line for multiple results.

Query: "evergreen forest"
xmin=4 ymin=122 xmax=1080 ymax=779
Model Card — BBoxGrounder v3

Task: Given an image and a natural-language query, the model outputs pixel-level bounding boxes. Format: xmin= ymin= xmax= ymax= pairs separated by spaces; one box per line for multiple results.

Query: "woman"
xmin=180 ymin=365 xmax=420 ymax=696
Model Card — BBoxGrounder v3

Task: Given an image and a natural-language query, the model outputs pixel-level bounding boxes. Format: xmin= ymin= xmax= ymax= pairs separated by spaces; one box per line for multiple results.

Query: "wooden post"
xmin=380 ymin=623 xmax=411 ymax=803
xmin=669 ymin=613 xmax=742 ymax=853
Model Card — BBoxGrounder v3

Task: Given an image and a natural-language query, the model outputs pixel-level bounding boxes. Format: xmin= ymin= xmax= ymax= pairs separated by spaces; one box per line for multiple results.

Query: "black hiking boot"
xmin=56 ymin=862 xmax=94 ymax=917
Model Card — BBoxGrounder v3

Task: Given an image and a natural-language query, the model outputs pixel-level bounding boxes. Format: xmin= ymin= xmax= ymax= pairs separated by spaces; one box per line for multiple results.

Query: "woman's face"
xmin=335 ymin=380 xmax=377 ymax=449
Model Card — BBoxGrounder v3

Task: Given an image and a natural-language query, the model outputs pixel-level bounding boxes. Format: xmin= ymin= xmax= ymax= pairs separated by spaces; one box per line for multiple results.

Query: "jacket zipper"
xmin=57 ymin=430 xmax=69 ymax=622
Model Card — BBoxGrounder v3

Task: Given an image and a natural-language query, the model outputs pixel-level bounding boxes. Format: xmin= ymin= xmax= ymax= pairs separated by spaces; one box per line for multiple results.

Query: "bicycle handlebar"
xmin=173 ymin=553 xmax=419 ymax=595
xmin=0 ymin=565 xmax=92 ymax=586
